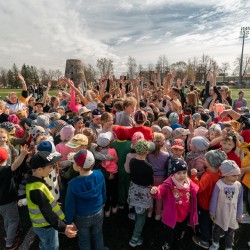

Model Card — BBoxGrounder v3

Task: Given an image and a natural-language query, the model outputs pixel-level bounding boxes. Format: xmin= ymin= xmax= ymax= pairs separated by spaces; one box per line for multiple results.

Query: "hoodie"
xmin=65 ymin=170 xmax=106 ymax=224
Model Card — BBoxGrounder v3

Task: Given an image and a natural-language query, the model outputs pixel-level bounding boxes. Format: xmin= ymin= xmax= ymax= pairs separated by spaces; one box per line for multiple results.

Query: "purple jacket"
xmin=152 ymin=176 xmax=199 ymax=229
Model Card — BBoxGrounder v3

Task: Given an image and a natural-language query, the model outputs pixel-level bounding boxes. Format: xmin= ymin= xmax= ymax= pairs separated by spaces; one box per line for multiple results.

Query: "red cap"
xmin=0 ymin=147 xmax=9 ymax=162
xmin=171 ymin=139 xmax=185 ymax=150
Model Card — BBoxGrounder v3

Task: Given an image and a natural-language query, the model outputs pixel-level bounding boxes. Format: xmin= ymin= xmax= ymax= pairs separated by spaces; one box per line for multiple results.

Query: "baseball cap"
xmin=170 ymin=158 xmax=188 ymax=175
xmin=171 ymin=139 xmax=185 ymax=150
xmin=66 ymin=134 xmax=88 ymax=148
xmin=37 ymin=140 xmax=61 ymax=157
xmin=134 ymin=110 xmax=147 ymax=123
xmin=92 ymin=109 xmax=102 ymax=118
xmin=173 ymin=128 xmax=190 ymax=138
xmin=97 ymin=132 xmax=114 ymax=148
xmin=74 ymin=149 xmax=95 ymax=169
xmin=0 ymin=147 xmax=9 ymax=162
xmin=30 ymin=151 xmax=62 ymax=169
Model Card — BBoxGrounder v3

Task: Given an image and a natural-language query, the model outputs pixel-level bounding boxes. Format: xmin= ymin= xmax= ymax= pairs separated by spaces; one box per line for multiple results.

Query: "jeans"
xmin=33 ymin=226 xmax=59 ymax=250
xmin=198 ymin=206 xmax=212 ymax=242
xmin=132 ymin=211 xmax=147 ymax=240
xmin=0 ymin=201 xmax=19 ymax=247
xmin=75 ymin=209 xmax=105 ymax=250
xmin=212 ymin=223 xmax=234 ymax=249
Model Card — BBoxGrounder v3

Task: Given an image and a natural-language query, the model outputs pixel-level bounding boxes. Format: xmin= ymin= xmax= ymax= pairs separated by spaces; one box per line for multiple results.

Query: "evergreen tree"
xmin=12 ymin=63 xmax=19 ymax=88
xmin=7 ymin=69 xmax=14 ymax=88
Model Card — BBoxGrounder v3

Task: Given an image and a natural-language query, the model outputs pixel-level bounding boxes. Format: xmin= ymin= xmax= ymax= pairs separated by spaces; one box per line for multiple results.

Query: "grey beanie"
xmin=205 ymin=150 xmax=227 ymax=169
xmin=220 ymin=160 xmax=241 ymax=176
xmin=191 ymin=136 xmax=210 ymax=152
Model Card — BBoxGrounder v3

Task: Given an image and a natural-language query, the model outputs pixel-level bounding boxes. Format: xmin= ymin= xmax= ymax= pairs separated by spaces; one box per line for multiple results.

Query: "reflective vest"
xmin=26 ymin=181 xmax=65 ymax=228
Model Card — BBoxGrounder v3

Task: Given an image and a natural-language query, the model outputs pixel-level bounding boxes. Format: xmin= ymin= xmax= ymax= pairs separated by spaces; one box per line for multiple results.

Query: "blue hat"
xmin=37 ymin=140 xmax=61 ymax=157
xmin=47 ymin=121 xmax=56 ymax=129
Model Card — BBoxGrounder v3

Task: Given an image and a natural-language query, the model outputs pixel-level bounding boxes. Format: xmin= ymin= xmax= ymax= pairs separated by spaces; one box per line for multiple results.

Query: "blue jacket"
xmin=65 ymin=170 xmax=106 ymax=224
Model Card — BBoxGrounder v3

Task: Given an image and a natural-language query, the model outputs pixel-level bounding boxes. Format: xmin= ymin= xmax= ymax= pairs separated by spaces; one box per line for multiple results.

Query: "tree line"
xmin=0 ymin=54 xmax=249 ymax=88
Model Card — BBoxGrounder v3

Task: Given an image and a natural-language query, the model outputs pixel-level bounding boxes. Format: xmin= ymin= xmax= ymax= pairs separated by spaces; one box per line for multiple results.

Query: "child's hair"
xmin=223 ymin=132 xmax=237 ymax=151
xmin=101 ymin=112 xmax=114 ymax=123
xmin=97 ymin=102 xmax=105 ymax=109
xmin=147 ymin=111 xmax=155 ymax=124
xmin=171 ymin=87 xmax=180 ymax=95
xmin=152 ymin=132 xmax=165 ymax=156
xmin=123 ymin=97 xmax=136 ymax=109
xmin=186 ymin=92 xmax=197 ymax=107
xmin=101 ymin=93 xmax=112 ymax=103
xmin=113 ymin=101 xmax=124 ymax=111
xmin=16 ymin=110 xmax=27 ymax=120
xmin=0 ymin=128 xmax=10 ymax=146
xmin=157 ymin=116 xmax=169 ymax=128
xmin=50 ymin=96 xmax=58 ymax=106
xmin=28 ymin=97 xmax=36 ymax=105
xmin=82 ymin=128 xmax=95 ymax=149
xmin=85 ymin=90 xmax=94 ymax=102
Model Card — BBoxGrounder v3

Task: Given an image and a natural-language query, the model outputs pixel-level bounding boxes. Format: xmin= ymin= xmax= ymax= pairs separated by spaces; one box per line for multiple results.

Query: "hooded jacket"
xmin=152 ymin=176 xmax=199 ymax=229
xmin=65 ymin=170 xmax=106 ymax=224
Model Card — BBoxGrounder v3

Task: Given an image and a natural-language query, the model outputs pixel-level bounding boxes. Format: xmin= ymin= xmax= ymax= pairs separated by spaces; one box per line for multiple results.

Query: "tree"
xmin=127 ymin=56 xmax=137 ymax=79
xmin=84 ymin=64 xmax=96 ymax=83
xmin=7 ymin=69 xmax=14 ymax=88
xmin=30 ymin=66 xmax=40 ymax=83
xmin=96 ymin=58 xmax=113 ymax=76
xmin=233 ymin=55 xmax=250 ymax=79
xmin=219 ymin=62 xmax=230 ymax=81
xmin=38 ymin=68 xmax=49 ymax=85
xmin=0 ymin=69 xmax=7 ymax=88
xmin=170 ymin=61 xmax=187 ymax=79
xmin=12 ymin=63 xmax=19 ymax=88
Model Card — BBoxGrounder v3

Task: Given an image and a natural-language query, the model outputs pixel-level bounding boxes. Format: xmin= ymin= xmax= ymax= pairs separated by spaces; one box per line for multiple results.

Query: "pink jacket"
xmin=69 ymin=87 xmax=82 ymax=113
xmin=101 ymin=148 xmax=118 ymax=174
xmin=152 ymin=176 xmax=199 ymax=229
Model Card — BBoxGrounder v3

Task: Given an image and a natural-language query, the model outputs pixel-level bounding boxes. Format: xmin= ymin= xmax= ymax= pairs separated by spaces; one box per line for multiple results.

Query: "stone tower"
xmin=65 ymin=59 xmax=85 ymax=85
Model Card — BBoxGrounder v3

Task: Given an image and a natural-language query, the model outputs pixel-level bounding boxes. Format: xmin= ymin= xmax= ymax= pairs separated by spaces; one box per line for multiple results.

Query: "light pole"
xmin=239 ymin=27 xmax=250 ymax=85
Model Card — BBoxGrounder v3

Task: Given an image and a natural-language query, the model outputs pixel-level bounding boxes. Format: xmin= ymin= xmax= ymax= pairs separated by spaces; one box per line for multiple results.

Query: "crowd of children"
xmin=0 ymin=71 xmax=250 ymax=250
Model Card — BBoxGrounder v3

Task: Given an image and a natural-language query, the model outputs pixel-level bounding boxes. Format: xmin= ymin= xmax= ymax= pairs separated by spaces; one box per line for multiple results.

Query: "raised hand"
xmin=18 ymin=72 xmax=25 ymax=83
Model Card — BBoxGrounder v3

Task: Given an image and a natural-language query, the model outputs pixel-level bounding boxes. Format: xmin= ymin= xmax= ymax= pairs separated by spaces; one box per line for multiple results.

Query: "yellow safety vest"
xmin=26 ymin=181 xmax=65 ymax=228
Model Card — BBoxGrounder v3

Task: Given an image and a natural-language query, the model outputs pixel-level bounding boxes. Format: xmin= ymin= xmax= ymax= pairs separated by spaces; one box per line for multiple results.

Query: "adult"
xmin=232 ymin=90 xmax=247 ymax=111
xmin=5 ymin=73 xmax=28 ymax=113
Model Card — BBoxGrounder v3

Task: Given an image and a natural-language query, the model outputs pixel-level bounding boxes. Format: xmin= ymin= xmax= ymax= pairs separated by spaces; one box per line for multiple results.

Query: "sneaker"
xmin=118 ymin=205 xmax=124 ymax=210
xmin=209 ymin=242 xmax=219 ymax=250
xmin=112 ymin=206 xmax=118 ymax=214
xmin=4 ymin=238 xmax=20 ymax=250
xmin=155 ymin=214 xmax=162 ymax=221
xmin=105 ymin=209 xmax=111 ymax=217
xmin=192 ymin=235 xmax=209 ymax=249
xmin=162 ymin=242 xmax=170 ymax=250
xmin=128 ymin=212 xmax=135 ymax=220
xmin=242 ymin=213 xmax=250 ymax=224
xmin=129 ymin=236 xmax=143 ymax=247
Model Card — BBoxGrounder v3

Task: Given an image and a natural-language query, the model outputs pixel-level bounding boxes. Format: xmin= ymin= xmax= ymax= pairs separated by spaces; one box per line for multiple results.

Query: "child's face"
xmin=39 ymin=165 xmax=54 ymax=178
xmin=0 ymin=133 xmax=8 ymax=146
xmin=221 ymin=140 xmax=235 ymax=154
xmin=171 ymin=148 xmax=184 ymax=158
xmin=224 ymin=175 xmax=239 ymax=184
xmin=209 ymin=131 xmax=220 ymax=141
xmin=125 ymin=104 xmax=135 ymax=115
xmin=102 ymin=119 xmax=114 ymax=130
xmin=190 ymin=142 xmax=197 ymax=152
xmin=92 ymin=116 xmax=102 ymax=125
xmin=173 ymin=171 xmax=188 ymax=183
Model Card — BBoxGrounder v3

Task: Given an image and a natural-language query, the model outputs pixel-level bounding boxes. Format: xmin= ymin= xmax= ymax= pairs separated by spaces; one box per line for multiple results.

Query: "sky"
xmin=0 ymin=0 xmax=250 ymax=76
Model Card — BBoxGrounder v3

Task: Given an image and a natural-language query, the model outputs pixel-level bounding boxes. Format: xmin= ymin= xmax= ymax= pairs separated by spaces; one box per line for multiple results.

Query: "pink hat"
xmin=131 ymin=132 xmax=144 ymax=147
xmin=14 ymin=125 xmax=25 ymax=138
xmin=60 ymin=125 xmax=75 ymax=142
xmin=8 ymin=114 xmax=20 ymax=124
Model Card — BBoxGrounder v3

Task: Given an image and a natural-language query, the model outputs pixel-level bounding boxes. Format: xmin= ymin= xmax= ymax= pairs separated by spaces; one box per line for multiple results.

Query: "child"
xmin=168 ymin=112 xmax=182 ymax=130
xmin=147 ymin=132 xmax=169 ymax=220
xmin=65 ymin=149 xmax=108 ymax=250
xmin=161 ymin=126 xmax=173 ymax=154
xmin=89 ymin=109 xmax=103 ymax=140
xmin=207 ymin=124 xmax=222 ymax=150
xmin=0 ymin=146 xmax=29 ymax=250
xmin=186 ymin=136 xmax=210 ymax=179
xmin=116 ymin=97 xmax=136 ymax=126
xmin=209 ymin=160 xmax=243 ymax=250
xmin=128 ymin=139 xmax=154 ymax=247
xmin=100 ymin=112 xmax=114 ymax=133
xmin=95 ymin=132 xmax=118 ymax=217
xmin=167 ymin=139 xmax=185 ymax=176
xmin=191 ymin=150 xmax=227 ymax=249
xmin=150 ymin=158 xmax=199 ymax=250
xmin=26 ymin=151 xmax=77 ymax=249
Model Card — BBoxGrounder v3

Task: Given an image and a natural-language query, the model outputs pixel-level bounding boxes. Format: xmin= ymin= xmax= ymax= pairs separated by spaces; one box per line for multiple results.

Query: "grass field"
xmin=0 ymin=88 xmax=250 ymax=104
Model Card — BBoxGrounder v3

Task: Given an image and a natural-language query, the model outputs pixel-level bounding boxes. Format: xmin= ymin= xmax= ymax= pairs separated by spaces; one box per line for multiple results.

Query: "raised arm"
xmin=18 ymin=73 xmax=28 ymax=91
xmin=42 ymin=81 xmax=52 ymax=107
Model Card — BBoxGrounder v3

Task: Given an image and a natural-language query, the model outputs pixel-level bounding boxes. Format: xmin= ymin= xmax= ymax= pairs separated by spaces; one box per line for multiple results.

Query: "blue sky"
xmin=0 ymin=0 xmax=249 ymax=75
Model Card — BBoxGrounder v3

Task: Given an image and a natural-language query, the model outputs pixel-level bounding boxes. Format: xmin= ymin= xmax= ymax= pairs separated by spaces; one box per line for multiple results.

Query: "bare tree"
xmin=219 ymin=62 xmax=230 ymax=81
xmin=96 ymin=58 xmax=113 ymax=76
xmin=170 ymin=61 xmax=187 ymax=80
xmin=127 ymin=56 xmax=137 ymax=79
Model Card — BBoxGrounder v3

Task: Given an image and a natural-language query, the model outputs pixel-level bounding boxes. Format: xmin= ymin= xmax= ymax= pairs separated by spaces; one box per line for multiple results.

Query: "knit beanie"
xmin=0 ymin=122 xmax=15 ymax=133
xmin=162 ymin=126 xmax=173 ymax=137
xmin=54 ymin=120 xmax=67 ymax=132
xmin=60 ymin=125 xmax=75 ymax=142
xmin=15 ymin=125 xmax=25 ymax=138
xmin=30 ymin=125 xmax=46 ymax=139
xmin=131 ymin=132 xmax=144 ymax=148
xmin=169 ymin=112 xmax=179 ymax=124
xmin=170 ymin=158 xmax=188 ymax=175
xmin=134 ymin=139 xmax=150 ymax=155
xmin=205 ymin=150 xmax=227 ymax=169
xmin=8 ymin=114 xmax=20 ymax=124
xmin=151 ymin=125 xmax=161 ymax=133
xmin=191 ymin=136 xmax=210 ymax=152
xmin=208 ymin=124 xmax=222 ymax=134
xmin=220 ymin=160 xmax=241 ymax=176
